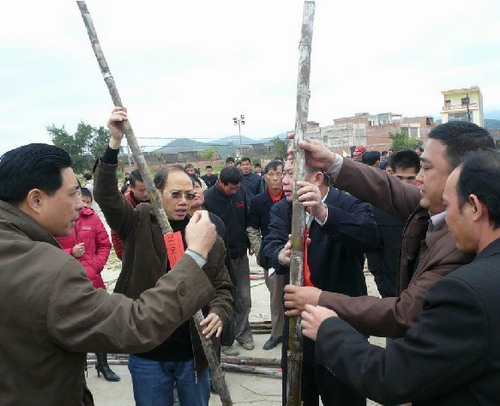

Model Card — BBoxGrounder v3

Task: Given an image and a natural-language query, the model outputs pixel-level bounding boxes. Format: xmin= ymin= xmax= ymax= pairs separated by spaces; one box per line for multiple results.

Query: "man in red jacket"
xmin=57 ymin=187 xmax=119 ymax=382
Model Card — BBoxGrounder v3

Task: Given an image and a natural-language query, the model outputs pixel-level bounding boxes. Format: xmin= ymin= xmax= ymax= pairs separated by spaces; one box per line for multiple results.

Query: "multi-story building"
xmin=302 ymin=112 xmax=436 ymax=155
xmin=441 ymin=86 xmax=483 ymax=127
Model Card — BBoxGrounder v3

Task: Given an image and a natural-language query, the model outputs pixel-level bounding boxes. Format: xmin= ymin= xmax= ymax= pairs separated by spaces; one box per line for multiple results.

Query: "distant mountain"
xmin=216 ymin=134 xmax=258 ymax=145
xmin=485 ymin=111 xmax=500 ymax=120
xmin=165 ymin=138 xmax=206 ymax=148
xmin=150 ymin=131 xmax=287 ymax=157
xmin=485 ymin=119 xmax=500 ymax=131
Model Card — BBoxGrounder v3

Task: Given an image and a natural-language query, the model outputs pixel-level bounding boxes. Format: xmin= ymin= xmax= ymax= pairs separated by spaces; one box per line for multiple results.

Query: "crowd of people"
xmin=1 ymin=106 xmax=500 ymax=406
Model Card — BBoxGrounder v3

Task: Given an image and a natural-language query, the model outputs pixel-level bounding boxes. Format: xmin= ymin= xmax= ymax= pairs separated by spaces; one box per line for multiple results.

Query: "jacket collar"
xmin=476 ymin=238 xmax=500 ymax=260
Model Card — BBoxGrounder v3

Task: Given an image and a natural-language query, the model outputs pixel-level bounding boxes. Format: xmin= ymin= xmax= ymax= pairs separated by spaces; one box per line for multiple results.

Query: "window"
xmin=461 ymin=97 xmax=470 ymax=107
xmin=448 ymin=113 xmax=469 ymax=122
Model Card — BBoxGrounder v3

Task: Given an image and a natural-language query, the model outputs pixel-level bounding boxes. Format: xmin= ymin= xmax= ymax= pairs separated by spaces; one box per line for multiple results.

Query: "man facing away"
xmin=0 ymin=142 xmax=218 ymax=406
xmin=95 ymin=108 xmax=233 ymax=406
xmin=203 ymin=166 xmax=254 ymax=353
xmin=285 ymin=121 xmax=494 ymax=340
xmin=302 ymin=148 xmax=500 ymax=406
xmin=246 ymin=160 xmax=286 ymax=350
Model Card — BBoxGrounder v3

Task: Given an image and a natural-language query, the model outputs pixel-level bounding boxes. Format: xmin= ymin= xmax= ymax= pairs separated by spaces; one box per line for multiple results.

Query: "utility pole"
xmin=233 ymin=114 xmax=245 ymax=157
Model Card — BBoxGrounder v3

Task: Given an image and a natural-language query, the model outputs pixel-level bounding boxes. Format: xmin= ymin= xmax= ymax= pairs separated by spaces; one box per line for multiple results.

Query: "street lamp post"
xmin=233 ymin=114 xmax=245 ymax=157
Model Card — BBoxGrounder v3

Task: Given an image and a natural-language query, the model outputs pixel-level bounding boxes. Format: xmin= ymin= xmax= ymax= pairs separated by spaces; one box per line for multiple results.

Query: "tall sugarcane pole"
xmin=76 ymin=2 xmax=233 ymax=404
xmin=287 ymin=2 xmax=315 ymax=405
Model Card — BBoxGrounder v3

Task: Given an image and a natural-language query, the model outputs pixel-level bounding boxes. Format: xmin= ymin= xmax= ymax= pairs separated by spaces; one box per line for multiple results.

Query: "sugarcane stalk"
xmin=287 ymin=2 xmax=315 ymax=406
xmin=222 ymin=356 xmax=281 ymax=367
xmin=76 ymin=3 xmax=232 ymax=404
xmin=221 ymin=363 xmax=282 ymax=379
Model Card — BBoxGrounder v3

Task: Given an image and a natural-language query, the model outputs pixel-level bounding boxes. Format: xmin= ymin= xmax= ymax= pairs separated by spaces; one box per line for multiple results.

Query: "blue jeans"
xmin=128 ymin=355 xmax=210 ymax=406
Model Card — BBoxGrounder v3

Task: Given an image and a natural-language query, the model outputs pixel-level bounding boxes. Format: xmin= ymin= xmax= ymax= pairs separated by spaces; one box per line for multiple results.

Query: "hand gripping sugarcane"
xmin=287 ymin=2 xmax=315 ymax=405
xmin=76 ymin=2 xmax=232 ymax=404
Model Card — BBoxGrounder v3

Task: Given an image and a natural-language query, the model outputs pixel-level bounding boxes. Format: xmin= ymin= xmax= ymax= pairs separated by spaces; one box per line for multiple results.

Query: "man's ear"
xmin=314 ymin=171 xmax=325 ymax=186
xmin=25 ymin=189 xmax=44 ymax=213
xmin=469 ymin=194 xmax=484 ymax=221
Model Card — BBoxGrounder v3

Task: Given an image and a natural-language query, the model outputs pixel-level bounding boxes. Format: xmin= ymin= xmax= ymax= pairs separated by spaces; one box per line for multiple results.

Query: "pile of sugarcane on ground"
xmin=87 ymin=323 xmax=281 ymax=379
xmin=86 ymin=356 xmax=282 ymax=379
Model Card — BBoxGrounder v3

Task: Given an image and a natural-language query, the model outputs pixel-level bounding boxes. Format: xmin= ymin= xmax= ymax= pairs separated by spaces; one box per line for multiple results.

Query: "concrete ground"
xmin=89 ymin=249 xmax=382 ymax=405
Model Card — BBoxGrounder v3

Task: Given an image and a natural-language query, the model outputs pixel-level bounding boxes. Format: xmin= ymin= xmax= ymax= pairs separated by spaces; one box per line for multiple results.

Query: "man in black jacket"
xmin=240 ymin=157 xmax=262 ymax=202
xmin=247 ymin=160 xmax=285 ymax=350
xmin=262 ymin=159 xmax=379 ymax=406
xmin=303 ymin=149 xmax=500 ymax=406
xmin=201 ymin=165 xmax=218 ymax=189
xmin=204 ymin=167 xmax=254 ymax=352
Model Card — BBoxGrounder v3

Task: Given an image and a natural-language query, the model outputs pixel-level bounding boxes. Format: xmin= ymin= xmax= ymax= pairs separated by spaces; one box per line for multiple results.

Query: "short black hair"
xmin=129 ymin=169 xmax=144 ymax=187
xmin=381 ymin=150 xmax=388 ymax=156
xmin=220 ymin=166 xmax=243 ymax=185
xmin=184 ymin=163 xmax=194 ymax=170
xmin=361 ymin=151 xmax=381 ymax=166
xmin=458 ymin=149 xmax=500 ymax=229
xmin=428 ymin=121 xmax=495 ymax=169
xmin=390 ymin=150 xmax=420 ymax=173
xmin=83 ymin=172 xmax=92 ymax=181
xmin=225 ymin=156 xmax=235 ymax=165
xmin=264 ymin=160 xmax=284 ymax=174
xmin=205 ymin=165 xmax=213 ymax=170
xmin=0 ymin=143 xmax=72 ymax=206
xmin=154 ymin=166 xmax=191 ymax=191
xmin=80 ymin=187 xmax=92 ymax=201
xmin=254 ymin=163 xmax=261 ymax=168
xmin=241 ymin=157 xmax=251 ymax=164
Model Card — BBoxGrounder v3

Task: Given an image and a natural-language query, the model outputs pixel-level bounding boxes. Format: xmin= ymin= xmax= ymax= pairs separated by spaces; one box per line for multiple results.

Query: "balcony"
xmin=442 ymin=102 xmax=479 ymax=112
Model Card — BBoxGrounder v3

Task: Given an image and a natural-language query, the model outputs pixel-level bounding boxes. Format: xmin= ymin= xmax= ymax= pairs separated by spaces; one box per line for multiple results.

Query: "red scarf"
xmin=303 ymin=225 xmax=314 ymax=287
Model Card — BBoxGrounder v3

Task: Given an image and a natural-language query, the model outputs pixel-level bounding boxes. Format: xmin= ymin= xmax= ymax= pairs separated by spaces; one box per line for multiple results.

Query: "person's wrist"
xmin=187 ymin=245 xmax=209 ymax=259
xmin=108 ymin=137 xmax=122 ymax=150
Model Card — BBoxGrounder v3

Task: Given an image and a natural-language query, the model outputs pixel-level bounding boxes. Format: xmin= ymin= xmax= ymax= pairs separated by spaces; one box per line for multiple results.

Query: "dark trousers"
xmin=281 ymin=321 xmax=365 ymax=406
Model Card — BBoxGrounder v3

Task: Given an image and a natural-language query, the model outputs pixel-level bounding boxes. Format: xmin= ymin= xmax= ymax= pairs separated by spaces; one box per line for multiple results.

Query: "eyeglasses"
xmin=168 ymin=191 xmax=196 ymax=200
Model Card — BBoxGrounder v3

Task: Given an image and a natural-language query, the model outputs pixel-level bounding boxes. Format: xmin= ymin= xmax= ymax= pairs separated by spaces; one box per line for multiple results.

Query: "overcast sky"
xmin=1 ymin=0 xmax=500 ymax=154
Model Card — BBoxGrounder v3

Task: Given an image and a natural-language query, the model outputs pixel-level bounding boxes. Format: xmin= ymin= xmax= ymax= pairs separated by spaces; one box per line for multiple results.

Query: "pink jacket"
xmin=57 ymin=207 xmax=111 ymax=289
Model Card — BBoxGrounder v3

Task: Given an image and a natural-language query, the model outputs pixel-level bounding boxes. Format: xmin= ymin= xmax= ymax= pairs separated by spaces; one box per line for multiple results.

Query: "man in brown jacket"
xmin=285 ymin=121 xmax=494 ymax=338
xmin=0 ymin=143 xmax=218 ymax=406
xmin=95 ymin=107 xmax=233 ymax=406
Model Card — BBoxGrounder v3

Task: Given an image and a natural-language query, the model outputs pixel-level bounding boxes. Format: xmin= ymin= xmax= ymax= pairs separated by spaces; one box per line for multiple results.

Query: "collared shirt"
xmin=427 ymin=211 xmax=446 ymax=236
xmin=325 ymin=154 xmax=345 ymax=182
xmin=267 ymin=188 xmax=284 ymax=203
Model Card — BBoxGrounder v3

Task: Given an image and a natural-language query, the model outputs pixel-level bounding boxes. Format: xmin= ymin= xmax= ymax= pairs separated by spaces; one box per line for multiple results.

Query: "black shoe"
xmin=263 ymin=336 xmax=282 ymax=350
xmin=95 ymin=353 xmax=120 ymax=382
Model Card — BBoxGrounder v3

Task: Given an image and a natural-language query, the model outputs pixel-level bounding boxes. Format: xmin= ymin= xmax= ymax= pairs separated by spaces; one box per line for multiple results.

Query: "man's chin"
xmin=419 ymin=196 xmax=429 ymax=210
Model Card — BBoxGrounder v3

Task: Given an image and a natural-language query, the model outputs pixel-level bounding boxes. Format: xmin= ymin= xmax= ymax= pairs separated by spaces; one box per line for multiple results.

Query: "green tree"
xmin=389 ymin=132 xmax=423 ymax=151
xmin=269 ymin=137 xmax=288 ymax=160
xmin=199 ymin=147 xmax=219 ymax=162
xmin=47 ymin=122 xmax=110 ymax=174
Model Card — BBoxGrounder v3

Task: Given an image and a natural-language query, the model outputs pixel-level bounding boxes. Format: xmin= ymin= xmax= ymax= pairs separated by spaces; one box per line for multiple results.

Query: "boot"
xmin=95 ymin=353 xmax=120 ymax=382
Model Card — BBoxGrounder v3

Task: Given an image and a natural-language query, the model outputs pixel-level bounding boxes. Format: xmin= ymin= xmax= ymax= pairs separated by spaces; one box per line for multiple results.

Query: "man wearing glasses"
xmin=94 ymin=108 xmax=233 ymax=406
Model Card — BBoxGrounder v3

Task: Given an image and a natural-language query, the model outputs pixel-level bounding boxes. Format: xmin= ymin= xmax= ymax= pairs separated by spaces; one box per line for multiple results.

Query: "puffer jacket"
xmin=57 ymin=207 xmax=111 ymax=289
